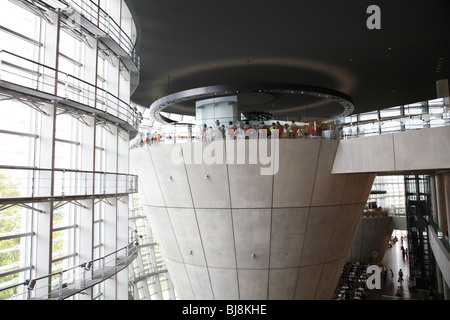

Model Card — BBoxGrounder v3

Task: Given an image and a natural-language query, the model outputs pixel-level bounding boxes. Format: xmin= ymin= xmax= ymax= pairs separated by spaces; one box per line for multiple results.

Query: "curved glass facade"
xmin=0 ymin=0 xmax=153 ymax=300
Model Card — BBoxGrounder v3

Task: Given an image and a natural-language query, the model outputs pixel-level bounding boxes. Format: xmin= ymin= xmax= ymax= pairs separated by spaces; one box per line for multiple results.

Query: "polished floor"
xmin=365 ymin=231 xmax=436 ymax=300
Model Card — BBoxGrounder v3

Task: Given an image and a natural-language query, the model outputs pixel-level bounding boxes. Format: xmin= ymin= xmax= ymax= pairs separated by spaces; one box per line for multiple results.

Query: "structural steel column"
xmin=435 ymin=174 xmax=448 ymax=235
xmin=444 ymin=173 xmax=450 ymax=237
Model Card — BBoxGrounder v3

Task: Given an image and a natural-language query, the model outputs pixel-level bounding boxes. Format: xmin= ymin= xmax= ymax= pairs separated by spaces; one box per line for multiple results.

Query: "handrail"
xmin=19 ymin=0 xmax=139 ymax=71
xmin=61 ymin=0 xmax=139 ymax=64
xmin=0 ymin=50 xmax=141 ymax=130
xmin=429 ymin=218 xmax=450 ymax=254
xmin=337 ymin=99 xmax=449 ymax=139
xmin=133 ymin=96 xmax=449 ymax=148
xmin=0 ymin=165 xmax=138 ymax=201
xmin=1 ymin=239 xmax=139 ymax=300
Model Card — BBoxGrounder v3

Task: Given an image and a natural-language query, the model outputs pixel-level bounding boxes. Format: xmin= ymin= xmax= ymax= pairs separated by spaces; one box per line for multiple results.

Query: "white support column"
xmin=29 ymin=7 xmax=61 ymax=295
xmin=429 ymin=175 xmax=439 ymax=224
xmin=78 ymin=199 xmax=94 ymax=300
xmin=105 ymin=124 xmax=118 ymax=191
xmin=436 ymin=79 xmax=449 ymax=99
xmin=117 ymin=130 xmax=129 ymax=175
xmin=103 ymin=123 xmax=119 ymax=299
xmin=40 ymin=10 xmax=61 ymax=95
xmin=32 ymin=202 xmax=52 ymax=298
xmin=435 ymin=174 xmax=449 ymax=235
xmin=444 ymin=173 xmax=450 ymax=237
xmin=33 ymin=102 xmax=57 ymax=296
xmin=107 ymin=56 xmax=120 ymax=118
xmin=116 ymin=195 xmax=129 ymax=300
xmin=103 ymin=197 xmax=118 ymax=300
xmin=82 ymin=32 xmax=99 ymax=107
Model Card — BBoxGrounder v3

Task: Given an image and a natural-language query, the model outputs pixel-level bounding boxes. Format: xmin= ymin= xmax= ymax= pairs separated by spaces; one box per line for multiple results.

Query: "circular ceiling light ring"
xmin=149 ymin=83 xmax=354 ymax=123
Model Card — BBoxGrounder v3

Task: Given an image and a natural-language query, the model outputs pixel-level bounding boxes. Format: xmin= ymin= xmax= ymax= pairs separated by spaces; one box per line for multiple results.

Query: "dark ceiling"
xmin=126 ymin=0 xmax=450 ymax=119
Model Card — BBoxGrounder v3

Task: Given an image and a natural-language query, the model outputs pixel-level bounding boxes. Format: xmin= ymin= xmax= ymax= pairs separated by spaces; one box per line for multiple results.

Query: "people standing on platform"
xmin=283 ymin=123 xmax=289 ymax=138
xmin=243 ymin=120 xmax=251 ymax=132
xmin=226 ymin=121 xmax=236 ymax=140
xmin=202 ymin=124 xmax=207 ymax=140
xmin=289 ymin=120 xmax=298 ymax=139
xmin=276 ymin=121 xmax=283 ymax=136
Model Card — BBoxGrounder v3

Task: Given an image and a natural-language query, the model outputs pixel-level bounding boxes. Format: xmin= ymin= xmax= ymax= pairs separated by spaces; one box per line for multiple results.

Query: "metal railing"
xmin=337 ymin=99 xmax=450 ymax=139
xmin=1 ymin=241 xmax=139 ymax=300
xmin=131 ymin=121 xmax=339 ymax=149
xmin=428 ymin=218 xmax=450 ymax=254
xmin=0 ymin=165 xmax=138 ymax=202
xmin=61 ymin=0 xmax=140 ymax=69
xmin=0 ymin=50 xmax=140 ymax=130
xmin=133 ymin=97 xmax=450 ymax=148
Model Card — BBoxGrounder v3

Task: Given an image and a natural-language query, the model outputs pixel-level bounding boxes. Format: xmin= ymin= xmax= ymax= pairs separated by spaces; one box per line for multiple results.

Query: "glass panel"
xmin=404 ymin=118 xmax=424 ymax=130
xmin=0 ymin=134 xmax=34 ymax=167
xmin=381 ymin=120 xmax=402 ymax=133
xmin=0 ymin=1 xmax=39 ymax=41
xmin=0 ymin=99 xmax=35 ymax=134
xmin=404 ymin=102 xmax=426 ymax=115
xmin=380 ymin=106 xmax=402 ymax=118
xmin=358 ymin=123 xmax=379 ymax=136
xmin=358 ymin=111 xmax=378 ymax=122
xmin=54 ymin=141 xmax=79 ymax=170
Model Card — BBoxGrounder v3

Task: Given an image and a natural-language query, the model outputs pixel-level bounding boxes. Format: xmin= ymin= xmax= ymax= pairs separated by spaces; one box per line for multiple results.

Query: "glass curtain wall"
xmin=368 ymin=176 xmax=406 ymax=215
xmin=0 ymin=0 xmax=139 ymax=300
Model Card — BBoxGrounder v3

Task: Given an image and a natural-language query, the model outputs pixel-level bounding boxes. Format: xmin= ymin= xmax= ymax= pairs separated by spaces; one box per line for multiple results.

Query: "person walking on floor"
xmin=398 ymin=269 xmax=404 ymax=284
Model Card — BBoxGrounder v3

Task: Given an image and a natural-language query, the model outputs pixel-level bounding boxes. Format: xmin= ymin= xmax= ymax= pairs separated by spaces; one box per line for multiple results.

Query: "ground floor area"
xmin=336 ymin=230 xmax=444 ymax=300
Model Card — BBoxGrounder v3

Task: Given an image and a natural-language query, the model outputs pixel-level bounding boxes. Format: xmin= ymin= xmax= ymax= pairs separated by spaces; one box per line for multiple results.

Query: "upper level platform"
xmin=332 ymin=125 xmax=450 ymax=174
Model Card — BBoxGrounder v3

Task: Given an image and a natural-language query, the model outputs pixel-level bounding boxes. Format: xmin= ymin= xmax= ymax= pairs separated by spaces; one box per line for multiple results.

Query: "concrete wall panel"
xmin=232 ymin=208 xmax=271 ymax=269
xmin=327 ymin=204 xmax=364 ymax=261
xmin=311 ymin=140 xmax=348 ymax=206
xmin=349 ymin=216 xmax=394 ymax=264
xmin=167 ymin=208 xmax=206 ymax=266
xmin=146 ymin=206 xmax=182 ymax=261
xmin=341 ymin=173 xmax=376 ymax=204
xmin=272 ymin=140 xmax=320 ymax=207
xmin=393 ymin=126 xmax=450 ymax=171
xmin=238 ymin=269 xmax=268 ymax=300
xmin=268 ymin=268 xmax=298 ymax=300
xmin=182 ymin=142 xmax=231 ymax=208
xmin=362 ymin=218 xmax=377 ymax=242
xmin=185 ymin=264 xmax=214 ymax=299
xmin=295 ymin=264 xmax=323 ymax=299
xmin=333 ymin=133 xmax=395 ymax=173
xmin=130 ymin=147 xmax=165 ymax=206
xmin=149 ymin=144 xmax=193 ymax=207
xmin=209 ymin=267 xmax=239 ymax=300
xmin=315 ymin=259 xmax=343 ymax=299
xmin=168 ymin=260 xmax=195 ymax=299
xmin=227 ymin=164 xmax=273 ymax=208
xmin=332 ymin=126 xmax=450 ymax=174
xmin=196 ymin=208 xmax=236 ymax=268
xmin=131 ymin=140 xmax=376 ymax=300
xmin=300 ymin=206 xmax=339 ymax=266
xmin=270 ymin=208 xmax=308 ymax=268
